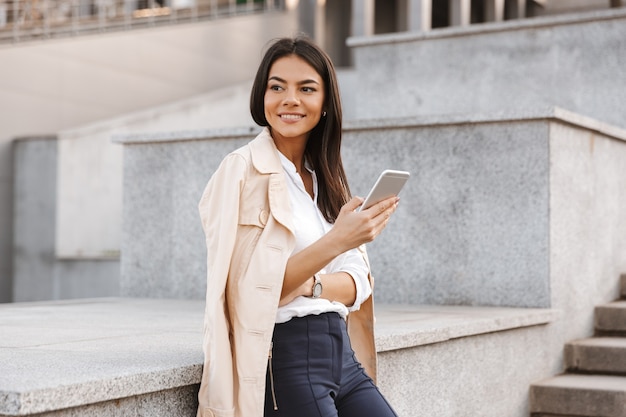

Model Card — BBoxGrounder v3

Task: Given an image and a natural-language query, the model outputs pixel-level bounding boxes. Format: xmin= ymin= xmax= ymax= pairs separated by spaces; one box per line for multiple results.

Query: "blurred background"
xmin=1 ymin=0 xmax=622 ymax=303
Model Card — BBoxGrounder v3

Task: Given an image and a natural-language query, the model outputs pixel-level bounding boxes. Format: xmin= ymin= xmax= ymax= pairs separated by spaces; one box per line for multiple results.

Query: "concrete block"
xmin=12 ymin=137 xmax=58 ymax=302
xmin=0 ymin=299 xmax=558 ymax=417
xmin=116 ymin=108 xmax=626 ymax=317
xmin=0 ymin=299 xmax=204 ymax=416
xmin=596 ymin=301 xmax=626 ymax=335
xmin=117 ymin=114 xmax=556 ymax=306
xmin=530 ymin=374 xmax=626 ymax=417
xmin=0 ymin=385 xmax=199 ymax=417
xmin=118 ymin=128 xmax=255 ymax=299
xmin=347 ymin=9 xmax=626 ymax=130
xmin=565 ymin=337 xmax=626 ymax=374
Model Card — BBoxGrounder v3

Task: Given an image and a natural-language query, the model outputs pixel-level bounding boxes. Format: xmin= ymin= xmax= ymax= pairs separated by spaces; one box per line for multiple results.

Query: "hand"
xmin=327 ymin=195 xmax=399 ymax=253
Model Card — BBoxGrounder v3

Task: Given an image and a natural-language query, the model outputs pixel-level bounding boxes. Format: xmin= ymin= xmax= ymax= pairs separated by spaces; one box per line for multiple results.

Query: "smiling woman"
xmin=263 ymin=55 xmax=326 ymax=148
xmin=196 ymin=36 xmax=400 ymax=417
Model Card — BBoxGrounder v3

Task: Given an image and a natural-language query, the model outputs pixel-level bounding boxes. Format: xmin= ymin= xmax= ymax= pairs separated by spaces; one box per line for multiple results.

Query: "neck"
xmin=272 ymin=136 xmax=307 ymax=172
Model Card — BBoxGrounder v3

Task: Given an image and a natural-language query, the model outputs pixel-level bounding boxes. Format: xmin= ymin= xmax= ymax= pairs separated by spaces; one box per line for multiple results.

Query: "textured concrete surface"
xmin=0 ymin=298 xmax=557 ymax=416
xmin=116 ymin=108 xmax=626 ymax=313
xmin=12 ymin=137 xmax=120 ymax=302
xmin=596 ymin=301 xmax=626 ymax=334
xmin=12 ymin=137 xmax=58 ymax=301
xmin=348 ymin=8 xmax=626 ymax=130
xmin=0 ymin=299 xmax=203 ymax=416
xmin=529 ymin=374 xmax=626 ymax=417
xmin=117 ymin=112 xmax=555 ymax=305
xmin=379 ymin=322 xmax=560 ymax=417
xmin=565 ymin=337 xmax=626 ymax=374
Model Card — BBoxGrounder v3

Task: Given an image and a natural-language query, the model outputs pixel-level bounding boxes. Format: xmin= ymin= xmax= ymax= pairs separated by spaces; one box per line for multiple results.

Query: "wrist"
xmin=311 ymin=274 xmax=323 ymax=298
xmin=322 ymin=229 xmax=349 ymax=257
xmin=303 ymin=276 xmax=315 ymax=297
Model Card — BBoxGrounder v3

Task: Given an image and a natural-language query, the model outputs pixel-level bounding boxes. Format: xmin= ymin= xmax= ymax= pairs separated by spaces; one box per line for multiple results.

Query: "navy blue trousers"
xmin=265 ymin=312 xmax=398 ymax=417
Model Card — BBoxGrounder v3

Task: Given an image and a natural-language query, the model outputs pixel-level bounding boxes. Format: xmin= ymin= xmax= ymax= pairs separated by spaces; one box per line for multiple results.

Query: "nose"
xmin=283 ymin=90 xmax=300 ymax=105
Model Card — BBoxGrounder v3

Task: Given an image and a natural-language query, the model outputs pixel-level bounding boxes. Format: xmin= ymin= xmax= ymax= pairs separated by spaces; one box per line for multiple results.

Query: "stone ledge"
xmin=112 ymin=107 xmax=626 ymax=145
xmin=374 ymin=304 xmax=560 ymax=352
xmin=0 ymin=298 xmax=559 ymax=416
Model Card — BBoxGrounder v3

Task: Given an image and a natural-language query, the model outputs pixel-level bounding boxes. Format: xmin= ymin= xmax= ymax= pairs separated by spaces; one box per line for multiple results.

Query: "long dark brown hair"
xmin=250 ymin=36 xmax=350 ymax=223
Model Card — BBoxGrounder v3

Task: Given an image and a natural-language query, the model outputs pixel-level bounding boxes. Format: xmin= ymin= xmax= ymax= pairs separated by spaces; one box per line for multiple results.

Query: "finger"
xmin=344 ymin=196 xmax=365 ymax=212
xmin=370 ymin=196 xmax=398 ymax=218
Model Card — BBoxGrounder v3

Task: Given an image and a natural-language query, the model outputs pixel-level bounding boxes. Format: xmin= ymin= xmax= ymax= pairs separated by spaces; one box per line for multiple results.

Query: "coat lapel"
xmin=249 ymin=128 xmax=295 ymax=235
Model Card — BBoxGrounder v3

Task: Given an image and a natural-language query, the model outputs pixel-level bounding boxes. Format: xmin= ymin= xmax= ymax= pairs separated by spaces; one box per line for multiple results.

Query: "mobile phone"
xmin=358 ymin=170 xmax=410 ymax=212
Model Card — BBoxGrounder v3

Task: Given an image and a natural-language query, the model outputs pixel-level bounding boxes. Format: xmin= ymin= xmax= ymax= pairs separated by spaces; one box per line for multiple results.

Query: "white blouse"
xmin=275 ymin=151 xmax=371 ymax=324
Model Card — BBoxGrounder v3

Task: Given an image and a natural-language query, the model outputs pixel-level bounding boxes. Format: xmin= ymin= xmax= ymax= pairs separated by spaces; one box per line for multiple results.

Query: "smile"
xmin=280 ymin=114 xmax=304 ymax=120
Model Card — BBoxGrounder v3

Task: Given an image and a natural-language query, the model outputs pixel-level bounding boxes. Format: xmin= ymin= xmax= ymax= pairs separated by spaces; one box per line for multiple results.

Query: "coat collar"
xmin=249 ymin=127 xmax=282 ymax=174
xmin=249 ymin=128 xmax=295 ymax=234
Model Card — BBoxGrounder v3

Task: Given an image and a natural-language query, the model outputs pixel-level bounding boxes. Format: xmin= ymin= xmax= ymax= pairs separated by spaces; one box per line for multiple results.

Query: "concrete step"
xmin=529 ymin=374 xmax=626 ymax=417
xmin=596 ymin=301 xmax=626 ymax=336
xmin=0 ymin=299 xmax=559 ymax=417
xmin=565 ymin=337 xmax=626 ymax=375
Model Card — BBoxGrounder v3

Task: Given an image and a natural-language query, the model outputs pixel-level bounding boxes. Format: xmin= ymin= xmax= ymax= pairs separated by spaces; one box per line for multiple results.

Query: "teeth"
xmin=280 ymin=114 xmax=303 ymax=120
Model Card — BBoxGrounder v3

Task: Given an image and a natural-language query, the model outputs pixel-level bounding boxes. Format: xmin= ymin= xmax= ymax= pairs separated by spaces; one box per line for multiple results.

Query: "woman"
xmin=197 ymin=36 xmax=399 ymax=417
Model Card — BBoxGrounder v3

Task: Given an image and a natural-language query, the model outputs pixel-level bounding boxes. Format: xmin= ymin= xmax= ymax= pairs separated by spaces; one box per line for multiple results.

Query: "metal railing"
xmin=0 ymin=0 xmax=281 ymax=43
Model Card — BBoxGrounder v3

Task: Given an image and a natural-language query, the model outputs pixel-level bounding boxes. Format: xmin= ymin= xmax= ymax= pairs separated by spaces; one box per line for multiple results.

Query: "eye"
xmin=301 ymin=86 xmax=316 ymax=93
xmin=268 ymin=84 xmax=284 ymax=92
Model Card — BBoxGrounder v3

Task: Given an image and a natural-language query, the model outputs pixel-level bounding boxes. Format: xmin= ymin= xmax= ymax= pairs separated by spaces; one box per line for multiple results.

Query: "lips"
xmin=279 ymin=114 xmax=304 ymax=120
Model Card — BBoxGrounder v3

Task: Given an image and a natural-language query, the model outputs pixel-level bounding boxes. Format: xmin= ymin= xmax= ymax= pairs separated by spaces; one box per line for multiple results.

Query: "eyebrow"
xmin=268 ymin=76 xmax=320 ymax=85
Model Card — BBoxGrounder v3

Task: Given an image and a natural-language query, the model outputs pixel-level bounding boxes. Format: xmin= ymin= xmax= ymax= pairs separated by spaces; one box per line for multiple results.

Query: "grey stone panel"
xmin=120 ymin=134 xmax=253 ymax=298
xmin=118 ymin=117 xmax=551 ymax=307
xmin=117 ymin=109 xmax=626 ymax=310
xmin=0 ymin=298 xmax=558 ymax=417
xmin=54 ymin=259 xmax=120 ymax=299
xmin=378 ymin=323 xmax=559 ymax=417
xmin=10 ymin=385 xmax=200 ymax=417
xmin=11 ymin=137 xmax=121 ymax=302
xmin=342 ymin=120 xmax=550 ymax=307
xmin=348 ymin=9 xmax=626 ymax=130
xmin=12 ymin=137 xmax=58 ymax=302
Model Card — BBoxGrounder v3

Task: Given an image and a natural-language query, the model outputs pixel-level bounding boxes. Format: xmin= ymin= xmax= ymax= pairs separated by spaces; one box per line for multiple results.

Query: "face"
xmin=264 ymin=55 xmax=326 ymax=145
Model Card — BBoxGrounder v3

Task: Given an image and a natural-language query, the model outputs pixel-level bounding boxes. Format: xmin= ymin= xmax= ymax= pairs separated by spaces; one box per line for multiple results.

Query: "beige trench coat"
xmin=196 ymin=128 xmax=377 ymax=417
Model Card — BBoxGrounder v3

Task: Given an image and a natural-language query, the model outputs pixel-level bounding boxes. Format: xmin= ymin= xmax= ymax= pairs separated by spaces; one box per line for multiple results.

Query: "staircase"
xmin=530 ymin=275 xmax=626 ymax=417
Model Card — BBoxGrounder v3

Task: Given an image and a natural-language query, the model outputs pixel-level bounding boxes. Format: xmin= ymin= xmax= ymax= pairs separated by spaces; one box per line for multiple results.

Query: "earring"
xmin=323 ymin=111 xmax=327 ymax=117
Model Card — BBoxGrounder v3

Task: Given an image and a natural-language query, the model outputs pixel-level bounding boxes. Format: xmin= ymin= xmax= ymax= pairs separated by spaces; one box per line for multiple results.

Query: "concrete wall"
xmin=0 ymin=9 xmax=298 ymax=302
xmin=378 ymin=323 xmax=559 ymax=417
xmin=118 ymin=129 xmax=254 ymax=298
xmin=114 ymin=109 xmax=626 ymax=417
xmin=115 ymin=109 xmax=626 ymax=326
xmin=348 ymin=8 xmax=626 ymax=129
xmin=12 ymin=137 xmax=58 ymax=301
xmin=343 ymin=116 xmax=551 ymax=308
xmin=12 ymin=137 xmax=120 ymax=301
xmin=56 ymin=82 xmax=256 ymax=260
xmin=549 ymin=118 xmax=626 ymax=340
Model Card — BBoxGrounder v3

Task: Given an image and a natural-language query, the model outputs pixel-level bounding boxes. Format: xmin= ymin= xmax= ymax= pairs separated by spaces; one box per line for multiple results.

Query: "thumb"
xmin=344 ymin=196 xmax=365 ymax=212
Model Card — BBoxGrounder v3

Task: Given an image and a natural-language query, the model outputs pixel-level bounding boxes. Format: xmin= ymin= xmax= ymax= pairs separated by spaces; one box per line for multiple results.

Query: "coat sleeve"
xmin=346 ymin=244 xmax=378 ymax=384
xmin=197 ymin=153 xmax=247 ymax=417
